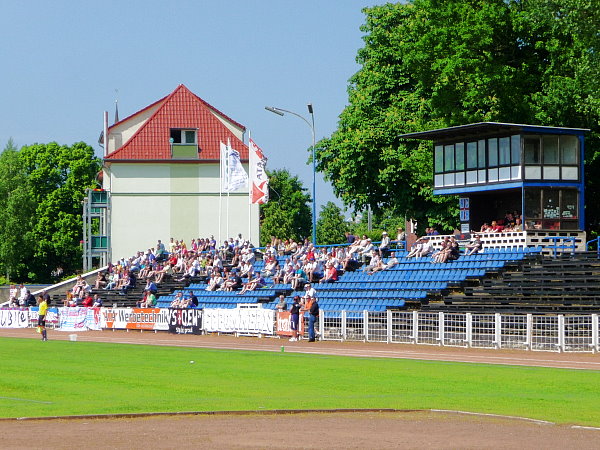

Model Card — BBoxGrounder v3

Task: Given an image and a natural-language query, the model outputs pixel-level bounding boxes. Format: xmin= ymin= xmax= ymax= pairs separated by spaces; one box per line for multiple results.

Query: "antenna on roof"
xmin=114 ymin=88 xmax=119 ymax=124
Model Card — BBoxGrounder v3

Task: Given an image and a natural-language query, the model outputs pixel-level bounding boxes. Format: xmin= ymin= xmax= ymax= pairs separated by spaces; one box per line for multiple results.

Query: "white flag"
xmin=222 ymin=139 xmax=248 ymax=193
xmin=249 ymin=138 xmax=269 ymax=204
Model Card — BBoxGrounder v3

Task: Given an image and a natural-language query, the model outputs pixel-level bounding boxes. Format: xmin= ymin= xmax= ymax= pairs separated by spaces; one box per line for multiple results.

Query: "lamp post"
xmin=265 ymin=104 xmax=317 ymax=245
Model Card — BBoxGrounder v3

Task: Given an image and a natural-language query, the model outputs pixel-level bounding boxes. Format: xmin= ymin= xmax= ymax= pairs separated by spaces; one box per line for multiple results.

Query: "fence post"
xmin=466 ymin=312 xmax=472 ymax=348
xmin=319 ymin=312 xmax=324 ymax=341
xmin=526 ymin=313 xmax=533 ymax=351
xmin=438 ymin=311 xmax=445 ymax=346
xmin=387 ymin=309 xmax=392 ymax=344
xmin=592 ymin=314 xmax=598 ymax=353
xmin=494 ymin=313 xmax=501 ymax=349
xmin=363 ymin=310 xmax=369 ymax=342
xmin=558 ymin=314 xmax=565 ymax=352
xmin=412 ymin=310 xmax=419 ymax=344
xmin=341 ymin=310 xmax=347 ymax=341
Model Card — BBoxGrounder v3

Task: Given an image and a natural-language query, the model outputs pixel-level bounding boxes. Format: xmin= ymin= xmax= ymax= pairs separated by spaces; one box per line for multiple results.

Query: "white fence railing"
xmin=3 ymin=307 xmax=599 ymax=353
xmin=318 ymin=311 xmax=600 ymax=353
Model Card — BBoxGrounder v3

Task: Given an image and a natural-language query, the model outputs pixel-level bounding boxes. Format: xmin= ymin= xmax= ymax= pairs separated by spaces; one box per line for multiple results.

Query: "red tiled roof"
xmin=105 ymin=84 xmax=248 ymax=161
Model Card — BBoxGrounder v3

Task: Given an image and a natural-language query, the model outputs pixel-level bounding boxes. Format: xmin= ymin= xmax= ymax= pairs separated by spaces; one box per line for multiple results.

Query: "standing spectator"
xmin=289 ymin=296 xmax=301 ymax=342
xmin=37 ymin=294 xmax=48 ymax=342
xmin=307 ymin=296 xmax=319 ymax=342
xmin=275 ymin=295 xmax=287 ymax=312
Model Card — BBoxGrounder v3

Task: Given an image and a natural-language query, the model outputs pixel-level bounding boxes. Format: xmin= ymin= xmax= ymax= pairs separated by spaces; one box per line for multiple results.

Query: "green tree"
xmin=0 ymin=141 xmax=101 ymax=282
xmin=316 ymin=0 xmax=600 ymax=231
xmin=259 ymin=169 xmax=312 ymax=246
xmin=316 ymin=201 xmax=348 ymax=245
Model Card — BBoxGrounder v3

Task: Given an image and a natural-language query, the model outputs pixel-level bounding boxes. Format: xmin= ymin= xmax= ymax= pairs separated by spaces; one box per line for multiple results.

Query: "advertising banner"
xmin=167 ymin=308 xmax=203 ymax=334
xmin=29 ymin=307 xmax=59 ymax=326
xmin=275 ymin=311 xmax=304 ymax=337
xmin=0 ymin=309 xmax=29 ymax=328
xmin=203 ymin=308 xmax=274 ymax=335
xmin=57 ymin=307 xmax=101 ymax=331
xmin=101 ymin=308 xmax=169 ymax=331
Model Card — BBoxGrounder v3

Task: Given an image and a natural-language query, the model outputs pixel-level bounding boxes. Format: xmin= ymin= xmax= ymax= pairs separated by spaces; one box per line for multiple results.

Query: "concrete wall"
xmin=105 ymin=162 xmax=259 ymax=260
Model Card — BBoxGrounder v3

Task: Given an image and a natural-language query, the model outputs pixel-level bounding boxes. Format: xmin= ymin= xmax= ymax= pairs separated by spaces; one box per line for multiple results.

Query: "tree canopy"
xmin=316 ymin=0 xmax=600 ymax=231
xmin=316 ymin=201 xmax=348 ymax=245
xmin=0 ymin=141 xmax=101 ymax=282
xmin=259 ymin=169 xmax=312 ymax=246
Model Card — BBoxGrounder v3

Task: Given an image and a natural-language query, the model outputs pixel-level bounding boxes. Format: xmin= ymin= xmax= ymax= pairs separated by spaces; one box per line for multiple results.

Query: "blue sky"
xmin=1 ymin=0 xmax=383 ymax=211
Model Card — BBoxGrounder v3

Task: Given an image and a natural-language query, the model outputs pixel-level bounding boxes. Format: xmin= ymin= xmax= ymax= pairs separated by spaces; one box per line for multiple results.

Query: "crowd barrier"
xmin=2 ymin=307 xmax=598 ymax=352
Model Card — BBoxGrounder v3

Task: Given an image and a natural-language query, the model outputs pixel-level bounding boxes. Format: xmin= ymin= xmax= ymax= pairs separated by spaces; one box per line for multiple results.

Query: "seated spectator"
xmin=95 ymin=271 xmax=107 ymax=289
xmin=92 ymin=294 xmax=103 ymax=307
xmin=513 ymin=217 xmax=523 ymax=232
xmin=206 ymin=272 xmax=224 ymax=291
xmin=432 ymin=238 xmax=450 ymax=263
xmin=490 ymin=220 xmax=504 ymax=232
xmin=261 ymin=256 xmax=279 ymax=277
xmin=384 ymin=252 xmax=399 ymax=270
xmin=170 ymin=292 xmax=184 ymax=308
xmin=81 ymin=293 xmax=94 ymax=307
xmin=238 ymin=272 xmax=265 ymax=294
xmin=319 ymin=262 xmax=338 ymax=283
xmin=394 ymin=228 xmax=406 ymax=249
xmin=379 ymin=231 xmax=391 ymax=253
xmin=290 ymin=265 xmax=307 ymax=291
xmin=144 ymin=277 xmax=158 ymax=295
xmin=155 ymin=263 xmax=173 ymax=284
xmin=222 ymin=271 xmax=243 ymax=291
xmin=275 ymin=295 xmax=287 ymax=312
xmin=189 ymin=291 xmax=198 ymax=307
xmin=363 ymin=250 xmax=382 ymax=274
xmin=25 ymin=290 xmax=37 ymax=307
xmin=120 ymin=271 xmax=137 ymax=295
xmin=465 ymin=235 xmax=483 ymax=255
xmin=479 ymin=222 xmax=491 ymax=233
xmin=360 ymin=239 xmax=374 ymax=263
xmin=72 ymin=275 xmax=87 ymax=299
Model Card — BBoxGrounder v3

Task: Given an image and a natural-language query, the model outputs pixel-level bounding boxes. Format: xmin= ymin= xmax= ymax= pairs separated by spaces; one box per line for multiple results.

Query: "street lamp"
xmin=265 ymin=104 xmax=317 ymax=245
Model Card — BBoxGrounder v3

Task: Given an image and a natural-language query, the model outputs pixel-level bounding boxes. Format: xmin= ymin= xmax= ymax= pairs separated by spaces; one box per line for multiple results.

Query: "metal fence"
xmin=318 ymin=310 xmax=600 ymax=353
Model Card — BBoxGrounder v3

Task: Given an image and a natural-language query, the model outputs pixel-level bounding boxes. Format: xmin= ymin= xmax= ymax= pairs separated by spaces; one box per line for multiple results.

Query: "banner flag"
xmin=221 ymin=139 xmax=248 ymax=193
xmin=249 ymin=138 xmax=269 ymax=204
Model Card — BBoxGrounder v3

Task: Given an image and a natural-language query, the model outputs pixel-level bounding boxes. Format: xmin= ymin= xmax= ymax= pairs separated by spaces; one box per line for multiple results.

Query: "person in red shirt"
xmin=319 ymin=262 xmax=338 ymax=283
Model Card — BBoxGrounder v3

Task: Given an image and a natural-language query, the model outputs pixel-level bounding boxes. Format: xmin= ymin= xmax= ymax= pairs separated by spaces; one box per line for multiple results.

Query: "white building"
xmin=102 ymin=84 xmax=259 ymax=260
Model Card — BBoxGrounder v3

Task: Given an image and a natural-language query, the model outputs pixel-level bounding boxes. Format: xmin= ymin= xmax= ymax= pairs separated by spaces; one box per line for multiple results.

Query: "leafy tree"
xmin=316 ymin=0 xmax=600 ymax=232
xmin=316 ymin=201 xmax=348 ymax=245
xmin=259 ymin=169 xmax=312 ymax=246
xmin=0 ymin=141 xmax=101 ymax=282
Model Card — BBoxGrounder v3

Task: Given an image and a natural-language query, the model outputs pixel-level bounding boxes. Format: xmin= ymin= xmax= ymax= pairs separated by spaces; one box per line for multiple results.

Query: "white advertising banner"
xmin=57 ymin=307 xmax=102 ymax=331
xmin=0 ymin=309 xmax=29 ymax=328
xmin=203 ymin=308 xmax=274 ymax=335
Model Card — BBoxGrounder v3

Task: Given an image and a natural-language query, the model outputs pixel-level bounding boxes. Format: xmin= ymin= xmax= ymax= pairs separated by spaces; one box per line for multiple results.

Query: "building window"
xmin=560 ymin=135 xmax=578 ymax=164
xmin=170 ymin=129 xmax=197 ymax=145
xmin=524 ymin=188 xmax=578 ymax=230
xmin=488 ymin=138 xmax=498 ymax=167
xmin=524 ymin=137 xmax=540 ymax=164
xmin=466 ymin=142 xmax=477 ymax=169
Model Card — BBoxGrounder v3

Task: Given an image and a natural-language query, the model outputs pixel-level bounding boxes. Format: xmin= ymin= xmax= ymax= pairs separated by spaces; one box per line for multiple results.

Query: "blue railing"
xmin=586 ymin=237 xmax=599 ymax=258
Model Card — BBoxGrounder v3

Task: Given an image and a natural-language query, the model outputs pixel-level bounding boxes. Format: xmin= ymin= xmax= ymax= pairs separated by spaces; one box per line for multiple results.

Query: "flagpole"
xmin=248 ymin=132 xmax=252 ymax=244
xmin=226 ymin=139 xmax=231 ymax=241
xmin=218 ymin=141 xmax=224 ymax=245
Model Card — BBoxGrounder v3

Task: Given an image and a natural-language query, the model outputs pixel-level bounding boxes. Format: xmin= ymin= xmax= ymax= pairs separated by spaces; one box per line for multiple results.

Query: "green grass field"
xmin=1 ymin=338 xmax=599 ymax=426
